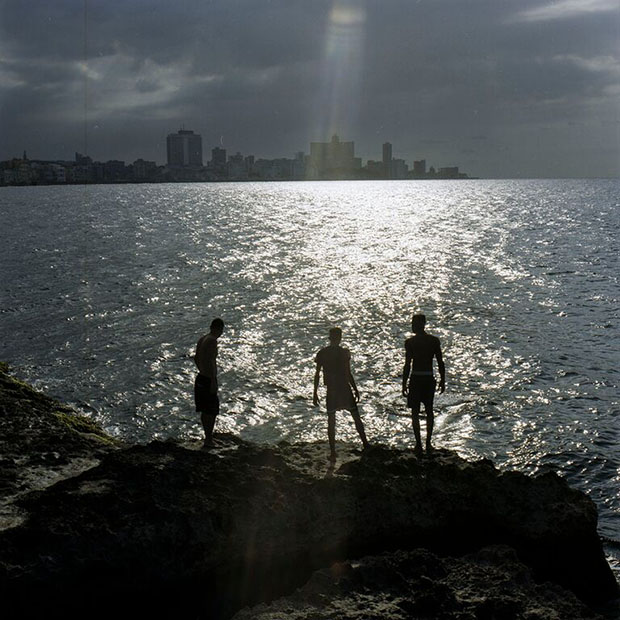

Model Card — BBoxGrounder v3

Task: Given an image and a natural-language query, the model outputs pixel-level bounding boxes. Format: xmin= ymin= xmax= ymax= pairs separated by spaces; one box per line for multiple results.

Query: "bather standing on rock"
xmin=194 ymin=318 xmax=224 ymax=447
xmin=313 ymin=327 xmax=369 ymax=461
xmin=402 ymin=313 xmax=445 ymax=455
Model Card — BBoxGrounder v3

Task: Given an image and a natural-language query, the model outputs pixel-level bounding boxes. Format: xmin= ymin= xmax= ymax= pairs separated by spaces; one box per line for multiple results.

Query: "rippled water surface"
xmin=1 ymin=180 xmax=619 ymax=560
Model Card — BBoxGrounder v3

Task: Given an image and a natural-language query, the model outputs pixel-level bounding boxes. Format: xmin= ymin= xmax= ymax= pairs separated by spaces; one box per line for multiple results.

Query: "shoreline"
xmin=0 ymin=363 xmax=618 ymax=618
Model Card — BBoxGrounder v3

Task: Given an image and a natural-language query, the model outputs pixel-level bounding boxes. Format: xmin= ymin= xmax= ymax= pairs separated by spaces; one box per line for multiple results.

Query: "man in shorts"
xmin=313 ymin=327 xmax=369 ymax=461
xmin=402 ymin=313 xmax=445 ymax=455
xmin=194 ymin=318 xmax=224 ymax=446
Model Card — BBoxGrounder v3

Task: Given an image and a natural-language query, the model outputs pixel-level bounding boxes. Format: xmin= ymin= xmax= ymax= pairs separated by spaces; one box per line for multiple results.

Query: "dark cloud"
xmin=1 ymin=0 xmax=618 ymax=177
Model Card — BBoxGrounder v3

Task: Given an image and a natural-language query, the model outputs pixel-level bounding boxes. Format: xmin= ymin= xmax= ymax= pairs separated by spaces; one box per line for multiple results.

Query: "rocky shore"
xmin=0 ymin=364 xmax=618 ymax=619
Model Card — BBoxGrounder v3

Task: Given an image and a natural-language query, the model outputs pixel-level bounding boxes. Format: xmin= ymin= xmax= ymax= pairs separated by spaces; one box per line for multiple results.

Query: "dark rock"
xmin=233 ymin=546 xmax=602 ymax=620
xmin=0 ymin=364 xmax=120 ymax=530
xmin=0 ymin=366 xmax=617 ymax=619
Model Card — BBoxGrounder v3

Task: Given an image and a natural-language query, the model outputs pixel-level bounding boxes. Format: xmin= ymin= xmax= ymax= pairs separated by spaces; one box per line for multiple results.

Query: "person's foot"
xmin=202 ymin=439 xmax=214 ymax=449
xmin=414 ymin=444 xmax=423 ymax=457
xmin=329 ymin=451 xmax=337 ymax=463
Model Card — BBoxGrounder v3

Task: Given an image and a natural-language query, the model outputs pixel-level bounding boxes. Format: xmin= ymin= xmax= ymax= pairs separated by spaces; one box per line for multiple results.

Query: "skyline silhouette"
xmin=1 ymin=130 xmax=473 ymax=185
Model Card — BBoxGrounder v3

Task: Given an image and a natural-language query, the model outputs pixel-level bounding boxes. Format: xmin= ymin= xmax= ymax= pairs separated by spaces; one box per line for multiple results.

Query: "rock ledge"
xmin=0 ymin=365 xmax=617 ymax=619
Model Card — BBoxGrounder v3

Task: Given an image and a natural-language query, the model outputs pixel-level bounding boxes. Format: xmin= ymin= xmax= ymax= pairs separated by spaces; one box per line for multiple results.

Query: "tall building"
xmin=210 ymin=147 xmax=227 ymax=175
xmin=382 ymin=142 xmax=393 ymax=178
xmin=308 ymin=135 xmax=360 ymax=178
xmin=166 ymin=129 xmax=203 ymax=167
xmin=382 ymin=142 xmax=392 ymax=165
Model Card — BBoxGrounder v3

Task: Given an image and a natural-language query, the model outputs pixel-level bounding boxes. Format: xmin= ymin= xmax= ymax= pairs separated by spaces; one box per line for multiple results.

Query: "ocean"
xmin=1 ymin=179 xmax=618 ymax=573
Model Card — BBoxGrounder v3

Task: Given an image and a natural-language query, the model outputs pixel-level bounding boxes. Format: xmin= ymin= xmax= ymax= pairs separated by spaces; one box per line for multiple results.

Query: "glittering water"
xmin=1 ymin=180 xmax=619 ymax=563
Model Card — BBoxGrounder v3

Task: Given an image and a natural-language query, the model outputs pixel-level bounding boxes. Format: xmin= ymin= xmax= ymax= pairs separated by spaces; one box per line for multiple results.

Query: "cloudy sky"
xmin=1 ymin=0 xmax=618 ymax=178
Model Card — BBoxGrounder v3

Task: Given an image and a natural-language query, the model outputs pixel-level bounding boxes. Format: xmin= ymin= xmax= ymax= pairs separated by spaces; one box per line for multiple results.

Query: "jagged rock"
xmin=0 ymin=365 xmax=618 ymax=619
xmin=233 ymin=546 xmax=603 ymax=620
xmin=0 ymin=363 xmax=119 ymax=529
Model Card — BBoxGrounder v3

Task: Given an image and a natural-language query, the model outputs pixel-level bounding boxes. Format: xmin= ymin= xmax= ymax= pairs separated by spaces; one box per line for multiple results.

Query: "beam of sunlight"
xmin=315 ymin=0 xmax=367 ymax=141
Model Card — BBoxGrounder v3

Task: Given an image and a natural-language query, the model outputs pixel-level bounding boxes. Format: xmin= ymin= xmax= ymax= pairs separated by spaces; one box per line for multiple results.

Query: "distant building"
xmin=132 ymin=159 xmax=158 ymax=181
xmin=392 ymin=158 xmax=408 ymax=179
xmin=438 ymin=166 xmax=459 ymax=179
xmin=366 ymin=160 xmax=384 ymax=177
xmin=413 ymin=159 xmax=426 ymax=177
xmin=166 ymin=129 xmax=203 ymax=167
xmin=383 ymin=142 xmax=393 ymax=178
xmin=104 ymin=160 xmax=126 ymax=181
xmin=31 ymin=162 xmax=66 ymax=184
xmin=209 ymin=146 xmax=226 ymax=174
xmin=307 ymin=134 xmax=361 ymax=179
xmin=245 ymin=155 xmax=255 ymax=177
xmin=227 ymin=152 xmax=247 ymax=179
xmin=75 ymin=152 xmax=92 ymax=166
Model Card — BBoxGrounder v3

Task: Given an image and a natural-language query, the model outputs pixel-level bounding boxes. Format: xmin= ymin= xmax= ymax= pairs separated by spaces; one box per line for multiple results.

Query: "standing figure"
xmin=402 ymin=313 xmax=445 ymax=455
xmin=194 ymin=318 xmax=225 ymax=447
xmin=313 ymin=327 xmax=369 ymax=461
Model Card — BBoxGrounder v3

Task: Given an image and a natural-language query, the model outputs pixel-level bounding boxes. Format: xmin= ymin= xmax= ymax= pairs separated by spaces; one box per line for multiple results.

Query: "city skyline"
xmin=1 ymin=126 xmax=475 ymax=177
xmin=1 ymin=1 xmax=619 ymax=178
xmin=1 ymin=129 xmax=472 ymax=185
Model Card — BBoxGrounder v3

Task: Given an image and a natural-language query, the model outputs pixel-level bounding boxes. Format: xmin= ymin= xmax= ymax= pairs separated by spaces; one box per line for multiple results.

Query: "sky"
xmin=1 ymin=0 xmax=618 ymax=178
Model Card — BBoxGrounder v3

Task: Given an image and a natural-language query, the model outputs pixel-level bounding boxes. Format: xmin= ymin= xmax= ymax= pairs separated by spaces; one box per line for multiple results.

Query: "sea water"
xmin=1 ymin=179 xmax=618 ymax=571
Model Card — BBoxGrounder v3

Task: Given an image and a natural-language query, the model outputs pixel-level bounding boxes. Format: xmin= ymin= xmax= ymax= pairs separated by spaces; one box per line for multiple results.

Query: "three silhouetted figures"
xmin=194 ymin=314 xmax=446 ymax=458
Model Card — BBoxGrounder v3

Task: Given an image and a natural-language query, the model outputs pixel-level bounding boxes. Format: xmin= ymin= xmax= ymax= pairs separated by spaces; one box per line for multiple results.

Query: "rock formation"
xmin=0 ymin=365 xmax=617 ymax=619
xmin=234 ymin=546 xmax=602 ymax=620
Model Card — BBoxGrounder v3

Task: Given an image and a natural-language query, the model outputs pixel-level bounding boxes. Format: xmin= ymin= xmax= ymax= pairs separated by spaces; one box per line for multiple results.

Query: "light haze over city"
xmin=1 ymin=0 xmax=619 ymax=179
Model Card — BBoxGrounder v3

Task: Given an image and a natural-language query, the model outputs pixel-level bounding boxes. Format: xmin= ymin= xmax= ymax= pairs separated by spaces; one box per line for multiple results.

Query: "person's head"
xmin=411 ymin=313 xmax=426 ymax=334
xmin=329 ymin=327 xmax=342 ymax=345
xmin=210 ymin=318 xmax=224 ymax=337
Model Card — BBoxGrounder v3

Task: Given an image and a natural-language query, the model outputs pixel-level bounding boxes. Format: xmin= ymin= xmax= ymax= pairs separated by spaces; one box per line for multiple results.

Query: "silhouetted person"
xmin=313 ymin=327 xmax=369 ymax=461
xmin=194 ymin=318 xmax=224 ymax=447
xmin=402 ymin=314 xmax=445 ymax=455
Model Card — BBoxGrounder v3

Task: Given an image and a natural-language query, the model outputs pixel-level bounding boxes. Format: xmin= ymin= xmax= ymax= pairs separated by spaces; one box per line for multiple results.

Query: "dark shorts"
xmin=326 ymin=385 xmax=357 ymax=413
xmin=408 ymin=376 xmax=436 ymax=409
xmin=195 ymin=374 xmax=219 ymax=416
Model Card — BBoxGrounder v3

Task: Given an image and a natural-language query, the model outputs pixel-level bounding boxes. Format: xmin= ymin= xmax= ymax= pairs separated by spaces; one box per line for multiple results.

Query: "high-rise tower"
xmin=382 ymin=142 xmax=393 ymax=178
xmin=166 ymin=129 xmax=203 ymax=167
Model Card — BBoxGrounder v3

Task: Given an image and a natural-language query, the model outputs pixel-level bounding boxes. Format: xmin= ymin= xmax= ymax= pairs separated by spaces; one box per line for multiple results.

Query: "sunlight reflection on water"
xmin=1 ymin=179 xmax=619 ymax=550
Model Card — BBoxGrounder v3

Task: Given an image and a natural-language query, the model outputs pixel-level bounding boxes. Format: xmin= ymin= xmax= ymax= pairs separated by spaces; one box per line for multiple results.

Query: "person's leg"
xmin=327 ymin=411 xmax=337 ymax=460
xmin=201 ymin=412 xmax=217 ymax=446
xmin=350 ymin=406 xmax=369 ymax=448
xmin=201 ymin=388 xmax=220 ymax=447
xmin=425 ymin=404 xmax=434 ymax=451
xmin=410 ymin=402 xmax=423 ymax=455
xmin=423 ymin=378 xmax=436 ymax=452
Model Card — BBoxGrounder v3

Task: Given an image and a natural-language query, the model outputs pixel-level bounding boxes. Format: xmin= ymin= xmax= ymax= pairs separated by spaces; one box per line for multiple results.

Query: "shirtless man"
xmin=194 ymin=318 xmax=224 ymax=446
xmin=402 ymin=314 xmax=445 ymax=455
xmin=313 ymin=327 xmax=369 ymax=461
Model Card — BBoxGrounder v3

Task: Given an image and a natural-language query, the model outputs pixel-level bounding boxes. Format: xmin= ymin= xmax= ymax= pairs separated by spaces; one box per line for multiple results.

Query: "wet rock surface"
xmin=0 ymin=365 xmax=618 ymax=619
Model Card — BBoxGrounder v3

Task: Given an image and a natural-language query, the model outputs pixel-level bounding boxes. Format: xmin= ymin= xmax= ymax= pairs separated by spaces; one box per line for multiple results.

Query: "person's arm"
xmin=313 ymin=362 xmax=321 ymax=406
xmin=436 ymin=341 xmax=445 ymax=394
xmin=193 ymin=336 xmax=203 ymax=370
xmin=208 ymin=343 xmax=218 ymax=394
xmin=346 ymin=359 xmax=360 ymax=403
xmin=402 ymin=342 xmax=412 ymax=396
